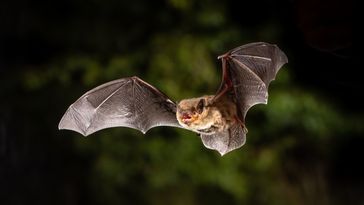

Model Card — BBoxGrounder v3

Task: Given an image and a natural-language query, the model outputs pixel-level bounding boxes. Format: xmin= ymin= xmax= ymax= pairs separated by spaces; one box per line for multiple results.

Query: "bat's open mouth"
xmin=182 ymin=113 xmax=192 ymax=121
xmin=182 ymin=113 xmax=198 ymax=124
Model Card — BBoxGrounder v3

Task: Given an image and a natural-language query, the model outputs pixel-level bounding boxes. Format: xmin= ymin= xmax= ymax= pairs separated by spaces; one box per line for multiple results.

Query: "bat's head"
xmin=176 ymin=97 xmax=210 ymax=127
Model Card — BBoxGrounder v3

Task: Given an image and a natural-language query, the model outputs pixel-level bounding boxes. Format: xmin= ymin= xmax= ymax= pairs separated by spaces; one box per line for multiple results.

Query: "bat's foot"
xmin=235 ymin=116 xmax=248 ymax=134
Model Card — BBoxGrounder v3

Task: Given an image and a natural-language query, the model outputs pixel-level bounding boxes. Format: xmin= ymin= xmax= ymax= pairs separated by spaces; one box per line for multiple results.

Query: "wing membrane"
xmin=59 ymin=77 xmax=181 ymax=136
xmin=204 ymin=42 xmax=287 ymax=155
xmin=219 ymin=42 xmax=288 ymax=119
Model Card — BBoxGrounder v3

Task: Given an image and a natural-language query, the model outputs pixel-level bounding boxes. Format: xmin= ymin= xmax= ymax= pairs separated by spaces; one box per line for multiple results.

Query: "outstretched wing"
xmin=59 ymin=76 xmax=182 ymax=136
xmin=201 ymin=124 xmax=247 ymax=156
xmin=218 ymin=42 xmax=288 ymax=120
xmin=204 ymin=42 xmax=287 ymax=155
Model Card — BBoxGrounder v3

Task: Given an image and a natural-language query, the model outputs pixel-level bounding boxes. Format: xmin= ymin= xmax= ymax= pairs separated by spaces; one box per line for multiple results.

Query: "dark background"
xmin=1 ymin=0 xmax=359 ymax=205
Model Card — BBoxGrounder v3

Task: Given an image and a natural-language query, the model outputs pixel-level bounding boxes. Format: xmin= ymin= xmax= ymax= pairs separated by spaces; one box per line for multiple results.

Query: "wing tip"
xmin=277 ymin=48 xmax=288 ymax=65
xmin=58 ymin=117 xmax=89 ymax=137
xmin=256 ymin=42 xmax=289 ymax=66
xmin=58 ymin=125 xmax=89 ymax=137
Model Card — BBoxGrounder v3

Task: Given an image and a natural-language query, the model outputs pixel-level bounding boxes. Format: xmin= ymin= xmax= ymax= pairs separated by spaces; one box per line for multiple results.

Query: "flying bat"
xmin=59 ymin=42 xmax=288 ymax=155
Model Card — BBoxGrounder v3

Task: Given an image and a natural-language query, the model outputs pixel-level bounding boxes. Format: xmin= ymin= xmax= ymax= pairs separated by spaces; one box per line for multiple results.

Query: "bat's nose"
xmin=182 ymin=113 xmax=191 ymax=120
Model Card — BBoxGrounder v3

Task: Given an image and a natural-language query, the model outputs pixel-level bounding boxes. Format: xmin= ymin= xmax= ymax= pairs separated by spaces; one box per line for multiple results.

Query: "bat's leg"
xmin=234 ymin=116 xmax=248 ymax=133
xmin=234 ymin=115 xmax=244 ymax=125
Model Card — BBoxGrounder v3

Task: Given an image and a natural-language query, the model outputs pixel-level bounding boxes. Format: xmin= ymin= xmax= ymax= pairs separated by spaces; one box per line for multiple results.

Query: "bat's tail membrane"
xmin=200 ymin=123 xmax=247 ymax=156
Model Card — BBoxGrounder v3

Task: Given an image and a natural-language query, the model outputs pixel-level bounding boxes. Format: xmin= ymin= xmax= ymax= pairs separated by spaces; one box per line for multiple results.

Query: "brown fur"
xmin=176 ymin=95 xmax=237 ymax=135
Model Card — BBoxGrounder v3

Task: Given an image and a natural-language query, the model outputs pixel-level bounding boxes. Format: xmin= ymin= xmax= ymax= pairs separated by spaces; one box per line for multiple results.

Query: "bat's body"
xmin=176 ymin=95 xmax=239 ymax=135
xmin=59 ymin=42 xmax=288 ymax=155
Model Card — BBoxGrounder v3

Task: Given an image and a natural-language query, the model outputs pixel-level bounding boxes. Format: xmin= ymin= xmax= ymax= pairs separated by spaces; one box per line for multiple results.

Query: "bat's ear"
xmin=196 ymin=99 xmax=205 ymax=114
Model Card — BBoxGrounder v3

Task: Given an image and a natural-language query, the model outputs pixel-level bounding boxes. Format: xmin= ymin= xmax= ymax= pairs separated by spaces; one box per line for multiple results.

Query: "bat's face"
xmin=176 ymin=97 xmax=212 ymax=129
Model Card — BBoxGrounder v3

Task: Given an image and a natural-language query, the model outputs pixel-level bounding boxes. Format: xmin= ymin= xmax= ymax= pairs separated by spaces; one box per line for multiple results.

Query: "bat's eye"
xmin=196 ymin=99 xmax=205 ymax=114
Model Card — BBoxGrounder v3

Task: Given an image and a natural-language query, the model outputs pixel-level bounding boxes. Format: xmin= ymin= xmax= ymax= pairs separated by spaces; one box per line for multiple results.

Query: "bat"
xmin=59 ymin=42 xmax=288 ymax=155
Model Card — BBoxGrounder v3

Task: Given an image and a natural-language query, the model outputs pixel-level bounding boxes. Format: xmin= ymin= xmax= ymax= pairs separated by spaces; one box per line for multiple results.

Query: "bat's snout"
xmin=180 ymin=112 xmax=199 ymax=125
xmin=182 ymin=113 xmax=192 ymax=121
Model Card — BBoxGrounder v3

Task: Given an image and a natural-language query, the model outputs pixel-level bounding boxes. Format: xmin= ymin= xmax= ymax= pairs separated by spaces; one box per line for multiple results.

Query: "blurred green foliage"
xmin=1 ymin=0 xmax=359 ymax=205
